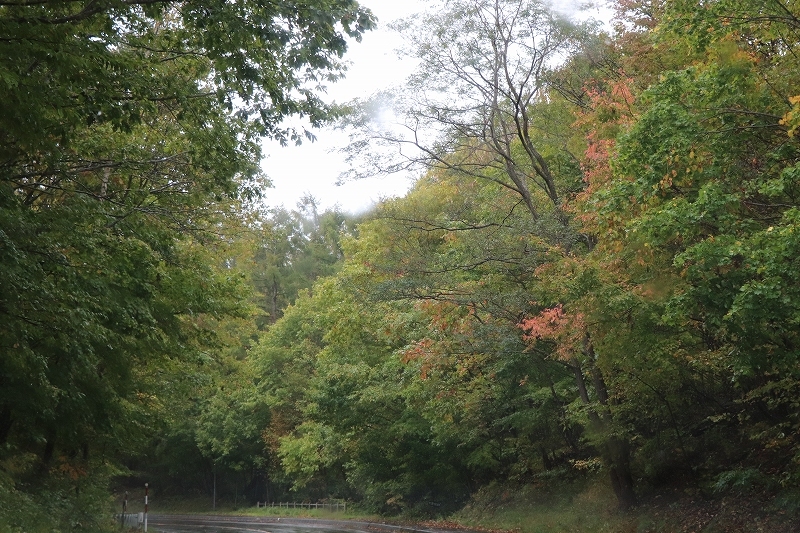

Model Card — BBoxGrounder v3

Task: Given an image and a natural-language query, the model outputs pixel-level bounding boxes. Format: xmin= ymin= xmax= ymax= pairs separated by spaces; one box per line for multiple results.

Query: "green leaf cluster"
xmin=0 ymin=0 xmax=373 ymax=527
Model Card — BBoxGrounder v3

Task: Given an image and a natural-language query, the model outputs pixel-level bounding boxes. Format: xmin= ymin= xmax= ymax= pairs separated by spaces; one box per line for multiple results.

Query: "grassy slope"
xmin=444 ymin=476 xmax=800 ymax=533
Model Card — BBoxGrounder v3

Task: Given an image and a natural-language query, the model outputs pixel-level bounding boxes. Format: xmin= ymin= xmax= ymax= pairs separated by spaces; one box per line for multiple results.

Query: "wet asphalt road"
xmin=147 ymin=515 xmax=458 ymax=533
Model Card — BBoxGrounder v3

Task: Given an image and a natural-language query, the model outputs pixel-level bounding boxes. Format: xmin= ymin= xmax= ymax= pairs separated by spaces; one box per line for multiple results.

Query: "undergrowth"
xmin=449 ymin=477 xmax=638 ymax=533
xmin=446 ymin=475 xmax=800 ymax=533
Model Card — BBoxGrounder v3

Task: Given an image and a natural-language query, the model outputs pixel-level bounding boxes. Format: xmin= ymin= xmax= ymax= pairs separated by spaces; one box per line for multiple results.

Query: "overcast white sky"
xmin=259 ymin=0 xmax=612 ymax=214
xmin=258 ymin=1 xmax=424 ymax=214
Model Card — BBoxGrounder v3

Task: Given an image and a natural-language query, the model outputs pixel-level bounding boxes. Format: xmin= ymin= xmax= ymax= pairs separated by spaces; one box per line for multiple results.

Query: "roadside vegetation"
xmin=449 ymin=478 xmax=800 ymax=533
xmin=139 ymin=476 xmax=800 ymax=533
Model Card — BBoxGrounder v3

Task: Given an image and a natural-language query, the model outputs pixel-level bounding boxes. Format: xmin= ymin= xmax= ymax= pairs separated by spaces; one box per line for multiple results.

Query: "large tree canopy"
xmin=0 ymin=1 xmax=373 ymax=530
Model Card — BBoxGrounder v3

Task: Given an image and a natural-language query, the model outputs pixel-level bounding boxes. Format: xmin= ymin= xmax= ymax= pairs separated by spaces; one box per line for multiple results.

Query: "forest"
xmin=2 ymin=0 xmax=800 ymax=531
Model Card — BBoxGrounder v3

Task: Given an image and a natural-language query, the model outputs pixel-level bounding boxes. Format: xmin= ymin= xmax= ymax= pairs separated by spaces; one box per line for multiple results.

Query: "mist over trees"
xmin=4 ymin=0 xmax=800 ymax=530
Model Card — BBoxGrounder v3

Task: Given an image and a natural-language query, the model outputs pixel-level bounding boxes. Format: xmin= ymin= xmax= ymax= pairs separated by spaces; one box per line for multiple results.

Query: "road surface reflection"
xmin=148 ymin=516 xmax=438 ymax=533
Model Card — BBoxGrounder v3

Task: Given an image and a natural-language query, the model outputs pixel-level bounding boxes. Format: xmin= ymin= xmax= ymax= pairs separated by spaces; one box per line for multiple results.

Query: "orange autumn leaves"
xmin=401 ymin=300 xmax=480 ymax=380
xmin=519 ymin=304 xmax=587 ymax=361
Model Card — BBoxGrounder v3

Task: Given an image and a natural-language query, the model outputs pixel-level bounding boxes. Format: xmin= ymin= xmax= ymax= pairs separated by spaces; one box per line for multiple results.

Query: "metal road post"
xmin=121 ymin=491 xmax=127 ymax=529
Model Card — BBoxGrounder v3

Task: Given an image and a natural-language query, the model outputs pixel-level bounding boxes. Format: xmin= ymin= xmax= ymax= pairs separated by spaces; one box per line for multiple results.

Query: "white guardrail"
xmin=118 ymin=512 xmax=144 ymax=528
xmin=256 ymin=501 xmax=347 ymax=512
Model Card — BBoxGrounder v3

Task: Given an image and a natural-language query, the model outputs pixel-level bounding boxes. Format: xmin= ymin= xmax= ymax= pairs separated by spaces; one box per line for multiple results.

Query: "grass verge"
xmin=444 ymin=476 xmax=800 ymax=533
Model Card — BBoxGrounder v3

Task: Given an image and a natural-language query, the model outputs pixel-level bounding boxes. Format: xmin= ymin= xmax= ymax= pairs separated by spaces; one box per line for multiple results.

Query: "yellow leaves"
xmin=779 ymin=95 xmax=800 ymax=137
xmin=571 ymin=458 xmax=602 ymax=472
xmin=655 ymin=149 xmax=705 ymax=194
xmin=658 ymin=172 xmax=674 ymax=191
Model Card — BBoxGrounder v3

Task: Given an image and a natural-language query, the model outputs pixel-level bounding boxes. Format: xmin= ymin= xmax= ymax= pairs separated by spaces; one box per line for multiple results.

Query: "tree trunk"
xmin=39 ymin=430 xmax=56 ymax=475
xmin=0 ymin=407 xmax=12 ymax=446
xmin=606 ymin=435 xmax=637 ymax=509
xmin=576 ymin=336 xmax=638 ymax=509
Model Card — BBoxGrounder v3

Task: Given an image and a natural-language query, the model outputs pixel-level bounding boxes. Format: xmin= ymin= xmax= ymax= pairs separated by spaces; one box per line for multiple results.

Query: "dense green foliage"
xmin=0 ymin=0 xmax=372 ymax=531
xmin=135 ymin=202 xmax=357 ymax=503
xmin=6 ymin=0 xmax=800 ymax=529
xmin=227 ymin=0 xmax=800 ymax=519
